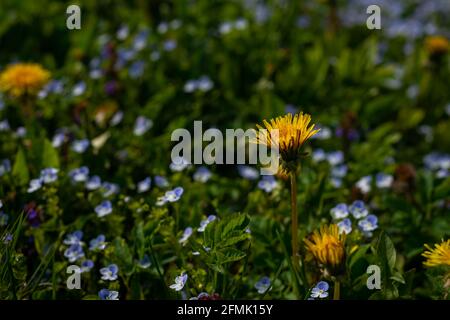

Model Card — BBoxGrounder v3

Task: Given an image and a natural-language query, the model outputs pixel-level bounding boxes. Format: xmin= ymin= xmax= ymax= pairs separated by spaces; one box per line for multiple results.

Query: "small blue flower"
xmin=64 ymin=243 xmax=85 ymax=263
xmin=326 ymin=151 xmax=344 ymax=166
xmin=0 ymin=212 xmax=9 ymax=226
xmin=330 ymin=177 xmax=342 ymax=188
xmin=376 ymin=173 xmax=393 ymax=189
xmin=349 ymin=200 xmax=369 ymax=219
xmin=311 ymin=126 xmax=332 ymax=140
xmin=310 ymin=281 xmax=329 ymax=299
xmin=196 ymin=76 xmax=213 ymax=92
xmin=0 ymin=119 xmax=10 ymax=132
xmin=170 ymin=156 xmax=191 ymax=172
xmin=170 ymin=273 xmax=187 ymax=291
xmin=158 ymin=187 xmax=184 ymax=205
xmin=137 ymin=177 xmax=151 ymax=193
xmin=133 ymin=29 xmax=149 ymax=51
xmin=358 ymin=215 xmax=378 ymax=233
xmin=330 ymin=203 xmax=349 ymax=220
xmin=255 ymin=277 xmax=271 ymax=294
xmin=154 ymin=175 xmax=169 ymax=188
xmin=99 ymin=289 xmax=119 ymax=300
xmin=69 ymin=166 xmax=90 ymax=182
xmin=27 ymin=178 xmax=43 ymax=193
xmin=331 ymin=164 xmax=347 ymax=178
xmin=101 ymin=182 xmax=119 ymax=197
xmin=3 ymin=233 xmax=13 ymax=244
xmin=89 ymin=234 xmax=106 ymax=251
xmin=312 ymin=149 xmax=326 ymax=162
xmin=337 ymin=218 xmax=352 ymax=235
xmin=193 ymin=166 xmax=212 ymax=183
xmin=128 ymin=60 xmax=145 ymax=78
xmin=163 ymin=39 xmax=177 ymax=51
xmin=64 ymin=230 xmax=83 ymax=245
xmin=183 ymin=80 xmax=198 ymax=93
xmin=0 ymin=159 xmax=11 ymax=176
xmin=138 ymin=254 xmax=152 ymax=269
xmin=40 ymin=168 xmax=58 ymax=184
xmin=110 ymin=110 xmax=124 ymax=126
xmin=179 ymin=227 xmax=193 ymax=245
xmin=100 ymin=264 xmax=119 ymax=281
xmin=72 ymin=81 xmax=86 ymax=96
xmin=95 ymin=200 xmax=112 ymax=217
xmin=133 ymin=116 xmax=153 ymax=136
xmin=257 ymin=175 xmax=278 ymax=193
xmin=52 ymin=132 xmax=66 ymax=148
xmin=15 ymin=127 xmax=26 ymax=138
xmin=356 ymin=176 xmax=372 ymax=194
xmin=197 ymin=215 xmax=216 ymax=232
xmin=72 ymin=139 xmax=90 ymax=153
xmin=86 ymin=176 xmax=102 ymax=190
xmin=116 ymin=24 xmax=129 ymax=40
xmin=237 ymin=165 xmax=259 ymax=180
xmin=80 ymin=260 xmax=94 ymax=273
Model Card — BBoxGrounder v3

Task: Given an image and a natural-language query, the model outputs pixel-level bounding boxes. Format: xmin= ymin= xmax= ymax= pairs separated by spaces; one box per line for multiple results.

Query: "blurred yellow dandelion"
xmin=425 ymin=35 xmax=449 ymax=56
xmin=422 ymin=239 xmax=450 ymax=268
xmin=305 ymin=224 xmax=346 ymax=267
xmin=0 ymin=63 xmax=50 ymax=97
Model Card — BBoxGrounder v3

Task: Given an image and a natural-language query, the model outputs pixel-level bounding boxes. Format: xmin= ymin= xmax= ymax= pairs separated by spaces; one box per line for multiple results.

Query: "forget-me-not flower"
xmin=170 ymin=156 xmax=191 ymax=172
xmin=86 ymin=176 xmax=102 ymax=190
xmin=133 ymin=116 xmax=153 ymax=136
xmin=257 ymin=175 xmax=278 ymax=193
xmin=69 ymin=166 xmax=90 ymax=182
xmin=197 ymin=215 xmax=216 ymax=232
xmin=349 ymin=200 xmax=369 ymax=219
xmin=137 ymin=177 xmax=151 ymax=193
xmin=330 ymin=203 xmax=349 ymax=220
xmin=64 ymin=244 xmax=85 ymax=262
xmin=89 ymin=234 xmax=107 ymax=251
xmin=169 ymin=273 xmax=187 ymax=291
xmin=95 ymin=200 xmax=113 ymax=217
xmin=99 ymin=289 xmax=119 ymax=300
xmin=237 ymin=165 xmax=259 ymax=180
xmin=193 ymin=166 xmax=212 ymax=183
xmin=64 ymin=230 xmax=83 ymax=245
xmin=255 ymin=277 xmax=271 ymax=294
xmin=138 ymin=254 xmax=152 ymax=269
xmin=337 ymin=218 xmax=352 ymax=235
xmin=179 ymin=227 xmax=193 ymax=245
xmin=72 ymin=139 xmax=90 ymax=153
xmin=310 ymin=281 xmax=329 ymax=299
xmin=100 ymin=264 xmax=119 ymax=281
xmin=358 ymin=215 xmax=378 ymax=233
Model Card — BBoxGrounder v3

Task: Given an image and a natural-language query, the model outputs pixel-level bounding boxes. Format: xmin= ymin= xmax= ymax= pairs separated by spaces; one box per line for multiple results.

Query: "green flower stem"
xmin=290 ymin=171 xmax=299 ymax=271
xmin=334 ymin=280 xmax=340 ymax=300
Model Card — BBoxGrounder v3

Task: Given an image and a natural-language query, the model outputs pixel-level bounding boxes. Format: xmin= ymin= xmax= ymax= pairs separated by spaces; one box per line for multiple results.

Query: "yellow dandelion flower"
xmin=305 ymin=224 xmax=346 ymax=267
xmin=0 ymin=63 xmax=51 ymax=98
xmin=255 ymin=112 xmax=319 ymax=171
xmin=422 ymin=239 xmax=450 ymax=268
xmin=425 ymin=35 xmax=449 ymax=56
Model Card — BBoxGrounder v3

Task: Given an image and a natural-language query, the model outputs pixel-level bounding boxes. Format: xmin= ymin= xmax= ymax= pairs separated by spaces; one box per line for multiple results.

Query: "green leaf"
xmin=12 ymin=148 xmax=29 ymax=186
xmin=41 ymin=139 xmax=60 ymax=169
xmin=377 ymin=232 xmax=396 ymax=271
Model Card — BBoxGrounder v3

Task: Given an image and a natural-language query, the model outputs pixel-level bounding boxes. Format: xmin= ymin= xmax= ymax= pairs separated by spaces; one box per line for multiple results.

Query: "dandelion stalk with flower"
xmin=255 ymin=112 xmax=319 ymax=275
xmin=0 ymin=63 xmax=50 ymax=133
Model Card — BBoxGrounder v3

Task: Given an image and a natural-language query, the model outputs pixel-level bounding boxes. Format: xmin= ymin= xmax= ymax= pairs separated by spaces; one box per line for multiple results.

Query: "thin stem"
xmin=290 ymin=171 xmax=299 ymax=271
xmin=334 ymin=280 xmax=340 ymax=300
